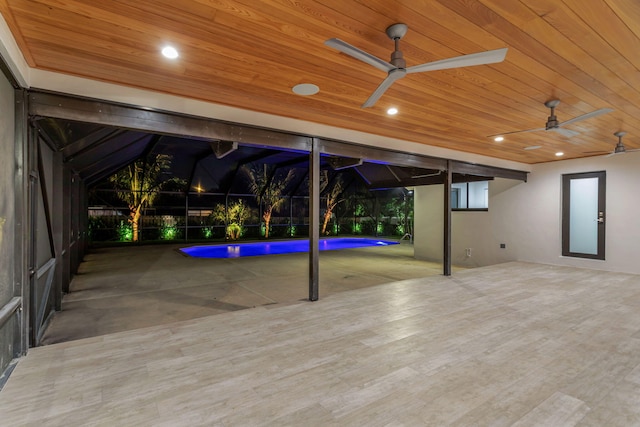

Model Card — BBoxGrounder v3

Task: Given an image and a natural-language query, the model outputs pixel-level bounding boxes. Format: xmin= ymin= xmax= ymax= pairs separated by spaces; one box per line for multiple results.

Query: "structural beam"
xmin=210 ymin=140 xmax=238 ymax=159
xmin=29 ymin=91 xmax=528 ymax=184
xmin=353 ymin=167 xmax=371 ymax=185
xmin=185 ymin=149 xmax=215 ymax=194
xmin=220 ymin=150 xmax=277 ymax=196
xmin=443 ymin=160 xmax=452 ymax=276
xmin=14 ymin=89 xmax=29 ymax=355
xmin=328 ymin=156 xmax=363 ymax=170
xmin=82 ymin=134 xmax=152 ymax=185
xmin=29 ymin=91 xmax=311 ymax=153
xmin=317 ymin=138 xmax=447 ymax=171
xmin=0 ymin=298 xmax=22 ymax=330
xmin=309 ymin=138 xmax=320 ymax=301
xmin=367 ymin=174 xmax=493 ymax=190
xmin=386 ymin=165 xmax=402 ymax=182
xmin=451 ymin=160 xmax=528 ymax=182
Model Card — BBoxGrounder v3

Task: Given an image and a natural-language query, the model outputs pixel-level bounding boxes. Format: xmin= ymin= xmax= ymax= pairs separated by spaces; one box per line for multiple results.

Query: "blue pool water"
xmin=180 ymin=238 xmax=399 ymax=259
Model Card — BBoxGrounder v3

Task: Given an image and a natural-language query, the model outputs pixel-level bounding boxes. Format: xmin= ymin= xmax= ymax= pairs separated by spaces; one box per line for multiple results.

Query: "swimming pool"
xmin=180 ymin=237 xmax=399 ymax=258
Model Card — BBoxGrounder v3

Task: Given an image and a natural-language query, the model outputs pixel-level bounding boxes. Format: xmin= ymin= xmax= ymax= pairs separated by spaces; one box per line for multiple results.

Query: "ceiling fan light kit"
xmin=325 ymin=23 xmax=508 ymax=108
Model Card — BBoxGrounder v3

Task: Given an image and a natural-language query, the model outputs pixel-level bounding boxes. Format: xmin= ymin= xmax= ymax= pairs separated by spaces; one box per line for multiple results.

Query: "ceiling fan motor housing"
xmin=614 ymin=131 xmax=627 ymax=153
xmin=545 ymin=99 xmax=560 ymax=129
xmin=390 ymin=50 xmax=406 ymax=68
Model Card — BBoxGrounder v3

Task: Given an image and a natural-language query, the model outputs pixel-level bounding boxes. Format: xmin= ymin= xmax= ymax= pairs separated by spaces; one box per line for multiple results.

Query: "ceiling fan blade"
xmin=487 ymin=126 xmax=546 ymax=138
xmin=325 ymin=38 xmax=394 ymax=73
xmin=559 ymin=108 xmax=613 ymax=127
xmin=551 ymin=127 xmax=580 ymax=138
xmin=406 ymin=47 xmax=507 ymax=74
xmin=362 ymin=69 xmax=406 ymax=108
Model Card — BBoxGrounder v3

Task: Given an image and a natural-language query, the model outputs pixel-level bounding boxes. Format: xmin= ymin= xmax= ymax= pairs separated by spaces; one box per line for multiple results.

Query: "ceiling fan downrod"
xmin=386 ymin=24 xmax=407 ymax=69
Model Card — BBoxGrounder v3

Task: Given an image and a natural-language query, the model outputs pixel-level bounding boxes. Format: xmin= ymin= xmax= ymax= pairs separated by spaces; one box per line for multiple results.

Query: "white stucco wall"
xmin=414 ymin=178 xmax=521 ymax=268
xmin=413 ymin=184 xmax=443 ymax=262
xmin=414 ymin=153 xmax=640 ymax=274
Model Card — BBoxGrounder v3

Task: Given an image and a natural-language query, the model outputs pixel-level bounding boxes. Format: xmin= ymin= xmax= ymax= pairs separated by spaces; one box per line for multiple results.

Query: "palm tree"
xmin=109 ymin=154 xmax=181 ymax=242
xmin=210 ymin=199 xmax=253 ymax=240
xmin=321 ymin=171 xmax=345 ymax=235
xmin=244 ymin=164 xmax=295 ymax=239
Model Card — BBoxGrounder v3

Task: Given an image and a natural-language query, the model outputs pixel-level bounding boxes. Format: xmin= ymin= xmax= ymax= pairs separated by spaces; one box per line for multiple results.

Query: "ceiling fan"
xmin=325 ymin=23 xmax=508 ymax=108
xmin=489 ymin=100 xmax=613 ymax=139
xmin=585 ymin=131 xmax=640 ymax=157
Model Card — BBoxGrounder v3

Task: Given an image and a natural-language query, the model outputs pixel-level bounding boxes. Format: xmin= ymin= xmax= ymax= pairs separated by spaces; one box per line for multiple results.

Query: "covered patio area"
xmin=41 ymin=241 xmax=451 ymax=344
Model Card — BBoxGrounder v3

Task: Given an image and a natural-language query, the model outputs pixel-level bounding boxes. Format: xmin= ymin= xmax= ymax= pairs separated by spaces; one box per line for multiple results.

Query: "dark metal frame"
xmin=28 ymin=91 xmax=312 ymax=153
xmin=561 ymin=171 xmax=606 ymax=260
xmin=451 ymin=161 xmax=527 ymax=181
xmin=309 ymin=139 xmax=320 ymax=301
xmin=0 ymin=297 xmax=21 ymax=331
xmin=31 ymin=138 xmax=59 ymax=345
xmin=443 ymin=162 xmax=452 ymax=276
xmin=14 ymin=89 xmax=29 ymax=355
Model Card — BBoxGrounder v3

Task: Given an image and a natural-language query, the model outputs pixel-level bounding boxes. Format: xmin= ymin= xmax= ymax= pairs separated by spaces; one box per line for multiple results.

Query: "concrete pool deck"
xmin=42 ymin=240 xmax=455 ymax=344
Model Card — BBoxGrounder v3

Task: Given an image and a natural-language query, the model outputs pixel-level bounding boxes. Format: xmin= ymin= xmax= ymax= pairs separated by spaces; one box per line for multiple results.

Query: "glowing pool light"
xmin=180 ymin=237 xmax=399 ymax=259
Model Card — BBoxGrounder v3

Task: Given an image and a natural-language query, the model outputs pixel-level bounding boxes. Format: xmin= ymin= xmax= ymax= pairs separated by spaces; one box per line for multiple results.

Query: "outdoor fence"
xmin=88 ymin=189 xmax=412 ymax=244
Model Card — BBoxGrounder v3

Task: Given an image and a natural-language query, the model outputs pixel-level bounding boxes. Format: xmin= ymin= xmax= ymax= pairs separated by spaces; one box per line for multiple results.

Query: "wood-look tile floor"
xmin=2 ymin=262 xmax=640 ymax=425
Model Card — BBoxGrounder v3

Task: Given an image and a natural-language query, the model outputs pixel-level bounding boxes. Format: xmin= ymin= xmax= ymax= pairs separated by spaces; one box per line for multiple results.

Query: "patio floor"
xmin=41 ymin=240 xmax=451 ymax=344
xmin=5 ymin=261 xmax=640 ymax=425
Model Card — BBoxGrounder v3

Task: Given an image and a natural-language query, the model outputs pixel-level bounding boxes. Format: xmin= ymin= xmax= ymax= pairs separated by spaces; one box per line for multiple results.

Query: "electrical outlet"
xmin=500 ymin=243 xmax=506 ymax=249
xmin=465 ymin=248 xmax=472 ymax=257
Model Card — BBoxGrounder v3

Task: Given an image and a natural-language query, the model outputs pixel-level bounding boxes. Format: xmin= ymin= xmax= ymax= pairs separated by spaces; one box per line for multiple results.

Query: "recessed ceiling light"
xmin=161 ymin=46 xmax=179 ymax=59
xmin=555 ymin=152 xmax=564 ymax=157
xmin=494 ymin=136 xmax=504 ymax=142
xmin=292 ymin=83 xmax=319 ymax=96
xmin=524 ymin=145 xmax=541 ymax=150
xmin=387 ymin=107 xmax=398 ymax=115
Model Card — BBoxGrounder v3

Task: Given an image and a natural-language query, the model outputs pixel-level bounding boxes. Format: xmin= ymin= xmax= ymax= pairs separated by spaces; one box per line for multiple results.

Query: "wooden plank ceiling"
xmin=1 ymin=0 xmax=639 ymax=164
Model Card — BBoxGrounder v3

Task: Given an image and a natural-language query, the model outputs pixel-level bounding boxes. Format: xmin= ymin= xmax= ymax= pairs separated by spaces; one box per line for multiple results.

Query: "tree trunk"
xmin=322 ymin=208 xmax=332 ymax=235
xmin=263 ymin=208 xmax=272 ymax=239
xmin=131 ymin=208 xmax=142 ymax=242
